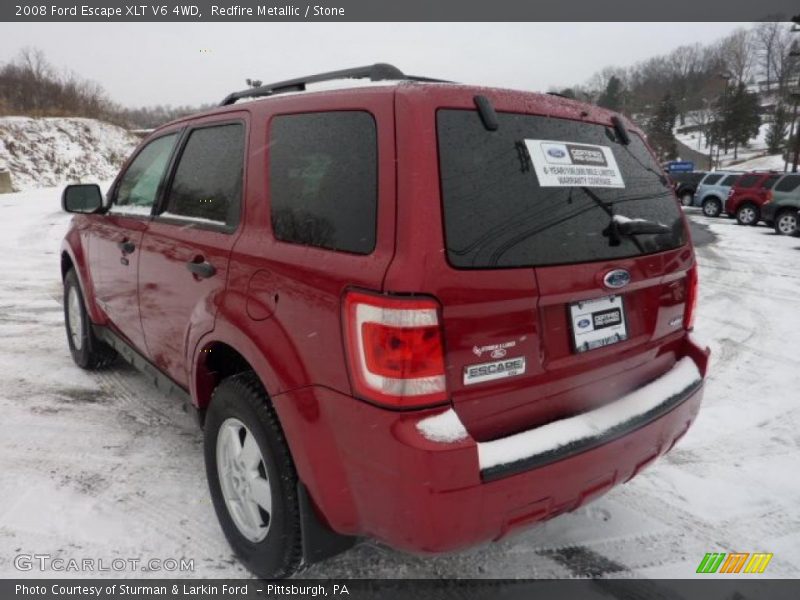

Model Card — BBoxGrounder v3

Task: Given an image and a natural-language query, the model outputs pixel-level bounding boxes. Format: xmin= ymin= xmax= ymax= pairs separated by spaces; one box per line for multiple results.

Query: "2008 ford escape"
xmin=59 ymin=64 xmax=710 ymax=578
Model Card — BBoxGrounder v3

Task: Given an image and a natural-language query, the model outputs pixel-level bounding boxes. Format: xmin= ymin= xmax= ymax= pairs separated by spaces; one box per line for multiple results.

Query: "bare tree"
xmin=688 ymin=100 xmax=715 ymax=150
xmin=754 ymin=20 xmax=784 ymax=90
xmin=770 ymin=26 xmax=799 ymax=93
xmin=718 ymin=29 xmax=755 ymax=86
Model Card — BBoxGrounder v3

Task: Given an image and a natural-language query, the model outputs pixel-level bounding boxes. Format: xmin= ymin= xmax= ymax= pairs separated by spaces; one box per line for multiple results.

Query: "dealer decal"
xmin=463 ymin=357 xmax=526 ymax=385
xmin=524 ymin=139 xmax=625 ymax=189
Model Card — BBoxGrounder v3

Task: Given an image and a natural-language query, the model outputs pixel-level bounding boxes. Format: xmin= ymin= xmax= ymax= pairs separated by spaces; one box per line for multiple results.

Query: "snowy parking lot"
xmin=0 ymin=189 xmax=798 ymax=579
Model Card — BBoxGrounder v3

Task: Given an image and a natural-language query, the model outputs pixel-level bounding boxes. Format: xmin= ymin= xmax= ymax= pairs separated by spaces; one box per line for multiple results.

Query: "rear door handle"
xmin=117 ymin=240 xmax=135 ymax=254
xmin=186 ymin=259 xmax=216 ymax=279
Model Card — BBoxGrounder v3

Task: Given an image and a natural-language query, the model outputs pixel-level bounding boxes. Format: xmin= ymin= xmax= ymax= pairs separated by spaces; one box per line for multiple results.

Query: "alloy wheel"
xmin=67 ymin=286 xmax=83 ymax=351
xmin=216 ymin=418 xmax=273 ymax=542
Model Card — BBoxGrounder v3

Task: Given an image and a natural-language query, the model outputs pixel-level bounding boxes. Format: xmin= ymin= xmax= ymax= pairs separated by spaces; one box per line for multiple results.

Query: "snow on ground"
xmin=0 ymin=189 xmax=799 ymax=579
xmin=675 ymin=122 xmax=770 ymax=169
xmin=729 ymin=153 xmax=789 ymax=172
xmin=0 ymin=117 xmax=138 ymax=191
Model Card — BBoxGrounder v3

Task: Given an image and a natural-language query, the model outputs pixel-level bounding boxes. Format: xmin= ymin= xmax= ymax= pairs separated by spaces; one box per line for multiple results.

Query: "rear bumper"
xmin=761 ymin=204 xmax=777 ymax=222
xmin=272 ymin=337 xmax=710 ymax=554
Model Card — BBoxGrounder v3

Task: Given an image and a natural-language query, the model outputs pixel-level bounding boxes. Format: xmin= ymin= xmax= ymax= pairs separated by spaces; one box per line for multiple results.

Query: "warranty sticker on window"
xmin=524 ymin=139 xmax=625 ymax=188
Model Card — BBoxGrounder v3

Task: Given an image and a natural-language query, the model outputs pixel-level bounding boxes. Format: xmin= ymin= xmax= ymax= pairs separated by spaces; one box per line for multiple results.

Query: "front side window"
xmin=763 ymin=174 xmax=781 ymax=189
xmin=112 ymin=133 xmax=178 ymax=216
xmin=162 ymin=123 xmax=245 ymax=227
xmin=702 ymin=173 xmax=723 ymax=185
xmin=720 ymin=175 xmax=740 ymax=187
xmin=269 ymin=111 xmax=377 ymax=254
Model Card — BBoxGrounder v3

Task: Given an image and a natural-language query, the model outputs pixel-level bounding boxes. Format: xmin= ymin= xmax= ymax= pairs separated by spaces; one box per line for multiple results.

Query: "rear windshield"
xmin=737 ymin=174 xmax=759 ymax=188
xmin=437 ymin=110 xmax=686 ymax=268
xmin=720 ymin=175 xmax=740 ymax=187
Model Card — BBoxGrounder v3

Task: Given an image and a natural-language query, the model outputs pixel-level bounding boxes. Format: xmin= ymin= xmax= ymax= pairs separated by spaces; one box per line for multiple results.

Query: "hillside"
xmin=0 ymin=117 xmax=138 ymax=192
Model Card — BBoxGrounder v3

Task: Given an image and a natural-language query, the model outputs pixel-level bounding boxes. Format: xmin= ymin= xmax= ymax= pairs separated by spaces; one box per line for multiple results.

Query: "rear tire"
xmin=736 ymin=203 xmax=760 ymax=226
xmin=774 ymin=210 xmax=798 ymax=236
xmin=204 ymin=371 xmax=303 ymax=579
xmin=702 ymin=198 xmax=721 ymax=217
xmin=63 ymin=269 xmax=117 ymax=370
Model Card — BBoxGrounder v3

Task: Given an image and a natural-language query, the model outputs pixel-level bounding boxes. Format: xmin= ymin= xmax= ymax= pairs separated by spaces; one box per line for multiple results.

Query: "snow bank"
xmin=675 ymin=121 xmax=771 ymax=169
xmin=727 ymin=153 xmax=788 ymax=172
xmin=0 ymin=117 xmax=138 ymax=192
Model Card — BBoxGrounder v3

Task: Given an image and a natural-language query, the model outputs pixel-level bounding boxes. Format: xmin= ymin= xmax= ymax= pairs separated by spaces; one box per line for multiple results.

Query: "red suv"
xmin=726 ymin=171 xmax=781 ymax=226
xmin=60 ymin=64 xmax=710 ymax=578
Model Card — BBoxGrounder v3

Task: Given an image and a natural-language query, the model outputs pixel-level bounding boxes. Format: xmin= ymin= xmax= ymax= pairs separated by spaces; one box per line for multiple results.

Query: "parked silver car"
xmin=693 ymin=172 xmax=741 ymax=217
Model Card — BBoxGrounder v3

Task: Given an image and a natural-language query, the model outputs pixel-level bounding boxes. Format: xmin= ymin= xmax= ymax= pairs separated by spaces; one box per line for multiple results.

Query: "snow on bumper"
xmin=417 ymin=356 xmax=702 ymax=479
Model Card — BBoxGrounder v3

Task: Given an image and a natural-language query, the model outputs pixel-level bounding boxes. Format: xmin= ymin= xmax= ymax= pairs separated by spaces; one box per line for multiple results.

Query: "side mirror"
xmin=62 ymin=184 xmax=104 ymax=214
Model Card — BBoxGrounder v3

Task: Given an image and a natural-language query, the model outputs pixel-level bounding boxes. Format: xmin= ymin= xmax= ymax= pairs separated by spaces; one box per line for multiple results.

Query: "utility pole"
xmin=788 ymin=22 xmax=799 ymax=172
xmin=715 ymin=72 xmax=732 ymax=169
xmin=791 ymin=91 xmax=800 ymax=173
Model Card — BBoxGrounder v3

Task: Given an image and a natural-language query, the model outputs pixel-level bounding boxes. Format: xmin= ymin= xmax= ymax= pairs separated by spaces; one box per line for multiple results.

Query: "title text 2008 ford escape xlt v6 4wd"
xmin=60 ymin=64 xmax=710 ymax=578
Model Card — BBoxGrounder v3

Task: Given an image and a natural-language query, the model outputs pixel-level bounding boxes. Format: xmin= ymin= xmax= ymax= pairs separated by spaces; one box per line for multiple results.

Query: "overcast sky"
xmin=0 ymin=22 xmax=752 ymax=108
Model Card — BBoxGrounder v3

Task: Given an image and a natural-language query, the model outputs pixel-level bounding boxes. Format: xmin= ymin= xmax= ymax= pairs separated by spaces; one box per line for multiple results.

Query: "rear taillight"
xmin=683 ymin=266 xmax=699 ymax=330
xmin=343 ymin=290 xmax=447 ymax=408
xmin=765 ymin=191 xmax=773 ymax=203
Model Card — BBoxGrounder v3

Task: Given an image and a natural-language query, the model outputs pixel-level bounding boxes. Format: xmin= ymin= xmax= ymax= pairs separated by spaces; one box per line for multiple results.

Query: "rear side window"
xmin=269 ymin=111 xmax=377 ymax=254
xmin=775 ymin=175 xmax=800 ymax=192
xmin=702 ymin=173 xmax=723 ymax=185
xmin=437 ymin=110 xmax=685 ymax=268
xmin=763 ymin=174 xmax=781 ymax=189
xmin=163 ymin=123 xmax=245 ymax=227
xmin=737 ymin=174 xmax=759 ymax=188
xmin=720 ymin=175 xmax=740 ymax=186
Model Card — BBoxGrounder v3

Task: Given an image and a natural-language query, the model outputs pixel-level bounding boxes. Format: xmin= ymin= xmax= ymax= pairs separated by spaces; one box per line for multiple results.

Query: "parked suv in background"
xmin=59 ymin=64 xmax=710 ymax=579
xmin=669 ymin=171 xmax=706 ymax=206
xmin=694 ymin=171 xmax=740 ymax=217
xmin=726 ymin=171 xmax=781 ymax=226
xmin=762 ymin=173 xmax=800 ymax=235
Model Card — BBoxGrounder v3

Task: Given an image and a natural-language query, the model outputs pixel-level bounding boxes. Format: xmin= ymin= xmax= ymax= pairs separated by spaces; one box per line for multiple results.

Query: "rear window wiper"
xmin=612 ymin=215 xmax=672 ymax=235
xmin=579 ymin=187 xmax=642 ymax=251
xmin=602 ymin=214 xmax=670 ymax=251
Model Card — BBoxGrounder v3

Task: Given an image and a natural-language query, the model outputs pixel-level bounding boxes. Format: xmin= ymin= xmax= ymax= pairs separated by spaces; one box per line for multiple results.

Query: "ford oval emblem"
xmin=603 ymin=269 xmax=631 ymax=289
xmin=577 ymin=318 xmax=591 ymax=329
xmin=547 ymin=147 xmax=566 ymax=158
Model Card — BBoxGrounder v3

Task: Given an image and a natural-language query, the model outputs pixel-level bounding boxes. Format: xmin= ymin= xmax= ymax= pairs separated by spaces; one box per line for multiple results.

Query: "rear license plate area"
xmin=569 ymin=295 xmax=628 ymax=353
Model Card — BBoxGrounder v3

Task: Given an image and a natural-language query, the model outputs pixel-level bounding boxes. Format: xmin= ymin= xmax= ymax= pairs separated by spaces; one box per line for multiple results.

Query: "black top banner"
xmin=2 ymin=0 xmax=800 ymax=22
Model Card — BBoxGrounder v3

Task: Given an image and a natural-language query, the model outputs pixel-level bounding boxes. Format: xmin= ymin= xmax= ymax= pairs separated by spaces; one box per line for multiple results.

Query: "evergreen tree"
xmin=766 ymin=103 xmax=789 ymax=154
xmin=726 ymin=83 xmax=762 ymax=160
xmin=597 ymin=76 xmax=624 ymax=112
xmin=646 ymin=93 xmax=678 ymax=160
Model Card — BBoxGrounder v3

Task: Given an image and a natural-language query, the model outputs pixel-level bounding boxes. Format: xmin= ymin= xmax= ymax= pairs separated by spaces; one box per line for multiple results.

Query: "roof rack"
xmin=220 ymin=63 xmax=450 ymax=106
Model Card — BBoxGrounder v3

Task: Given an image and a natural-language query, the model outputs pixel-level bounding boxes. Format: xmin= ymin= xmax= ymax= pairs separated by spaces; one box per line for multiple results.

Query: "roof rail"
xmin=220 ymin=63 xmax=450 ymax=106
